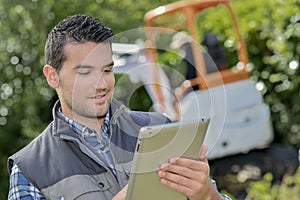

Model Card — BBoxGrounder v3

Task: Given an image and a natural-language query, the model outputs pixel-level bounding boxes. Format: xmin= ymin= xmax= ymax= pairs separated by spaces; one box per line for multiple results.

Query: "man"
xmin=8 ymin=14 xmax=230 ymax=200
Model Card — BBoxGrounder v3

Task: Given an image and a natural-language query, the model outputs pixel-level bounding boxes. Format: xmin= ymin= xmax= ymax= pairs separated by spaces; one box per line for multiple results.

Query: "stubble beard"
xmin=60 ymin=90 xmax=112 ymax=121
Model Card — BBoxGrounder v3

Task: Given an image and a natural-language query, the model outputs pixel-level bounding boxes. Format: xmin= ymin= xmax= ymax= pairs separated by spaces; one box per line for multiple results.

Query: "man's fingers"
xmin=199 ymin=145 xmax=208 ymax=163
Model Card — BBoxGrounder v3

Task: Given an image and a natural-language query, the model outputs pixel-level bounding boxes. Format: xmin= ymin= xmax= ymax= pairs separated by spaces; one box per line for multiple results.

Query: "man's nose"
xmin=95 ymin=75 xmax=108 ymax=89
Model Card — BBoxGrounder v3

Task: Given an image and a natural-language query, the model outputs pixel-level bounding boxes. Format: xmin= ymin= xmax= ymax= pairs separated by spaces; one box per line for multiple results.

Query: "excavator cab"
xmin=142 ymin=0 xmax=274 ymax=159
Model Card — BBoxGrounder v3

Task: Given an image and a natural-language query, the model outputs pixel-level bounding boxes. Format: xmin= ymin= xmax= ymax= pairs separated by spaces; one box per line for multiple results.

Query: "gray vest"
xmin=8 ymin=98 xmax=170 ymax=200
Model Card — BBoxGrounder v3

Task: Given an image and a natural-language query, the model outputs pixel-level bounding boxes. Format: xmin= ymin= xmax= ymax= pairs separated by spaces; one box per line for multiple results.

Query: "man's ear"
xmin=43 ymin=65 xmax=60 ymax=88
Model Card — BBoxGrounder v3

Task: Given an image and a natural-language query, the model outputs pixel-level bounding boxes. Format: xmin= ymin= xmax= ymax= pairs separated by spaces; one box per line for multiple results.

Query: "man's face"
xmin=57 ymin=42 xmax=115 ymax=121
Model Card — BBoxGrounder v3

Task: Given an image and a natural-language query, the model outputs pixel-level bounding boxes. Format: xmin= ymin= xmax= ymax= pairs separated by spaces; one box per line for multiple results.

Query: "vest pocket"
xmin=115 ymin=161 xmax=132 ymax=187
xmin=42 ymin=173 xmax=119 ymax=200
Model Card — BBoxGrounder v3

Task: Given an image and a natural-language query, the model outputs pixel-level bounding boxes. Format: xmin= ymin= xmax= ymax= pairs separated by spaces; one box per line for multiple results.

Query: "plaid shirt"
xmin=8 ymin=110 xmax=231 ymax=200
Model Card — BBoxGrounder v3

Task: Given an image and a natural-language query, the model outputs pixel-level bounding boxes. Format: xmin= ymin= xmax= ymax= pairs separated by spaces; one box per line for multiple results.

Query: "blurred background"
xmin=0 ymin=0 xmax=299 ymax=199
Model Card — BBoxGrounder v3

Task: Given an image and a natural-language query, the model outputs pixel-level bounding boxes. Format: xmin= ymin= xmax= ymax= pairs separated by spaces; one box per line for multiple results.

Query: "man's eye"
xmin=77 ymin=70 xmax=91 ymax=75
xmin=103 ymin=67 xmax=113 ymax=73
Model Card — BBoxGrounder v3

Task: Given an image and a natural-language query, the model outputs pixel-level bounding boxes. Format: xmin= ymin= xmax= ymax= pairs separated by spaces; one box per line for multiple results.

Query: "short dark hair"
xmin=45 ymin=14 xmax=113 ymax=73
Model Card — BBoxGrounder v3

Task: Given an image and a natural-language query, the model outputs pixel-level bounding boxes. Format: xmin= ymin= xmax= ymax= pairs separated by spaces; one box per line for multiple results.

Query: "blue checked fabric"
xmin=8 ymin=165 xmax=47 ymax=200
xmin=59 ymin=110 xmax=116 ymax=176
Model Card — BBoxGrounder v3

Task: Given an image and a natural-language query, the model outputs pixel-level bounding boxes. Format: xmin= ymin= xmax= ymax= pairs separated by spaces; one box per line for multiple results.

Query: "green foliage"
xmin=233 ymin=0 xmax=300 ymax=148
xmin=195 ymin=0 xmax=300 ymax=147
xmin=246 ymin=167 xmax=300 ymax=200
xmin=114 ymin=73 xmax=153 ymax=111
xmin=0 ymin=0 xmax=173 ymax=197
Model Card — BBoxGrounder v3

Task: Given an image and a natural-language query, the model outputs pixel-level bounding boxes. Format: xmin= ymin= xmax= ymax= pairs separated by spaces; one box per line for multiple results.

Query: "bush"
xmin=201 ymin=0 xmax=300 ymax=148
xmin=246 ymin=166 xmax=300 ymax=200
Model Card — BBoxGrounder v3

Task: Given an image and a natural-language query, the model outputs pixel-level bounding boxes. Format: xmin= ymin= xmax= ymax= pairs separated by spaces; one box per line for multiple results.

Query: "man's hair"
xmin=45 ymin=14 xmax=113 ymax=73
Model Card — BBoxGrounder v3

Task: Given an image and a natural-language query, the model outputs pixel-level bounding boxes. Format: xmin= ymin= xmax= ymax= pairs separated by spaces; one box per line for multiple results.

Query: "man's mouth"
xmin=95 ymin=94 xmax=106 ymax=99
xmin=91 ymin=93 xmax=108 ymax=104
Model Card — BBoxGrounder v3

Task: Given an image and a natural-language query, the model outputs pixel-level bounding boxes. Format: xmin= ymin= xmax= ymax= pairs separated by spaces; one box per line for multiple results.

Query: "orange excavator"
xmin=143 ymin=0 xmax=273 ymax=160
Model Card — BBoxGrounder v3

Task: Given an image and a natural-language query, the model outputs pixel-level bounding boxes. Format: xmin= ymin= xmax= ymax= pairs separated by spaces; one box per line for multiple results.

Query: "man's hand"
xmin=157 ymin=145 xmax=223 ymax=200
xmin=112 ymin=184 xmax=128 ymax=200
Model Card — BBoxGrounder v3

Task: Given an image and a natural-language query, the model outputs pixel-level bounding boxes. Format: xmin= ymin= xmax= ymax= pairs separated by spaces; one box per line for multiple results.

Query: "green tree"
xmin=0 ymin=0 xmax=175 ymax=198
xmin=193 ymin=0 xmax=299 ymax=147
xmin=228 ymin=0 xmax=299 ymax=147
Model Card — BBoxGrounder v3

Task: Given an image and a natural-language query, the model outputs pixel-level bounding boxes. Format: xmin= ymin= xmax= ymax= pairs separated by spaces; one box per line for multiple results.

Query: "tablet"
xmin=125 ymin=119 xmax=210 ymax=200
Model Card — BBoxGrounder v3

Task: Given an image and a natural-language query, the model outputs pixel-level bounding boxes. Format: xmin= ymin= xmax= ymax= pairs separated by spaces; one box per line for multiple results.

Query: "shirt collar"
xmin=57 ymin=107 xmax=111 ymax=137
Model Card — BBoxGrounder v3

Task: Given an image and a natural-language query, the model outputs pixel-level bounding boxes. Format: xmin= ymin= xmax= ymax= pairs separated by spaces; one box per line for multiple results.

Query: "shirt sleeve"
xmin=8 ymin=164 xmax=47 ymax=200
xmin=210 ymin=178 xmax=232 ymax=200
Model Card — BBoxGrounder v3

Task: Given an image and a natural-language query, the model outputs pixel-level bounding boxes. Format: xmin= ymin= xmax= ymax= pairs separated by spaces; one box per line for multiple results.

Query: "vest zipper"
xmin=59 ymin=134 xmax=118 ymax=182
xmin=108 ymin=103 xmax=127 ymax=187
